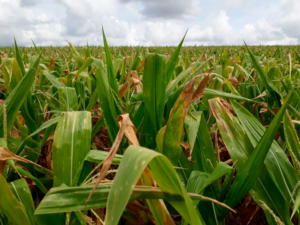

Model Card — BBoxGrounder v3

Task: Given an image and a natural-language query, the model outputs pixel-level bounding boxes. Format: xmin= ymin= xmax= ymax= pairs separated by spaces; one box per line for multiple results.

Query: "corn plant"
xmin=0 ymin=29 xmax=299 ymax=225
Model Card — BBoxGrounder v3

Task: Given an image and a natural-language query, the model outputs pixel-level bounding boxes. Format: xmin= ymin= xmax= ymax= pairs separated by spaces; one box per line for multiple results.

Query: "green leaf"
xmin=106 ymin=145 xmax=205 ymax=225
xmin=91 ymin=116 xmax=105 ymax=138
xmin=156 ymin=78 xmax=192 ymax=165
xmin=131 ymin=52 xmax=141 ymax=71
xmin=177 ymin=151 xmax=193 ymax=186
xmin=295 ymin=51 xmax=300 ymax=62
xmin=188 ymin=162 xmax=233 ymax=199
xmin=200 ymin=77 xmax=223 ymax=112
xmin=76 ymin=57 xmax=94 ymax=76
xmin=224 ymin=79 xmax=240 ymax=96
xmin=204 ymin=88 xmax=256 ymax=103
xmin=0 ymin=53 xmax=41 ymax=137
xmin=143 ymin=53 xmax=166 ymax=148
xmin=94 ymin=58 xmax=119 ymax=145
xmin=74 ymin=150 xmax=122 ymax=185
xmin=288 ymin=104 xmax=300 ymax=120
xmin=14 ymin=37 xmax=26 ymax=76
xmin=102 ymin=27 xmax=119 ymax=95
xmin=35 ymin=184 xmax=207 ymax=215
xmin=244 ymin=42 xmax=281 ymax=107
xmin=31 ymin=39 xmax=40 ymax=54
xmin=2 ymin=58 xmax=23 ymax=93
xmin=42 ymin=71 xmax=63 ymax=88
xmin=8 ymin=162 xmax=47 ymax=194
xmin=183 ymin=162 xmax=233 ymax=225
xmin=0 ymin=173 xmax=32 ymax=225
xmin=84 ymin=150 xmax=122 ymax=165
xmin=52 ymin=111 xmax=91 ymax=187
xmin=283 ymin=111 xmax=300 ymax=167
xmin=292 ymin=191 xmax=300 ymax=218
xmin=231 ymin=98 xmax=299 ymax=207
xmin=8 ymin=179 xmax=36 ymax=224
xmin=0 ymin=210 xmax=8 ymax=225
xmin=216 ymin=91 xmax=293 ymax=219
xmin=14 ymin=116 xmax=61 ymax=155
xmin=184 ymin=112 xmax=201 ymax=154
xmin=86 ymin=88 xmax=98 ymax=111
xmin=75 ymin=81 xmax=85 ymax=110
xmin=113 ymin=58 xmax=123 ymax=77
xmin=165 ymin=31 xmax=186 ymax=87
xmin=58 ymin=87 xmax=79 ymax=111
xmin=165 ymin=67 xmax=193 ymax=102
xmin=34 ymin=214 xmax=65 ymax=225
xmin=210 ymin=98 xmax=292 ymax=225
xmin=185 ymin=112 xmax=217 ymax=173
xmin=67 ymin=41 xmax=83 ymax=68
xmin=14 ymin=39 xmax=38 ymax=134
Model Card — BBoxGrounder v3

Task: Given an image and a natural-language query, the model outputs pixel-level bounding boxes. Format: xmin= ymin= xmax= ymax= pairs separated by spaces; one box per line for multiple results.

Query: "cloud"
xmin=118 ymin=0 xmax=201 ymax=20
xmin=276 ymin=0 xmax=300 ymax=39
xmin=221 ymin=0 xmax=244 ymax=9
xmin=241 ymin=19 xmax=297 ymax=45
xmin=0 ymin=1 xmax=38 ymax=45
xmin=20 ymin=0 xmax=38 ymax=7
xmin=0 ymin=0 xmax=299 ymax=46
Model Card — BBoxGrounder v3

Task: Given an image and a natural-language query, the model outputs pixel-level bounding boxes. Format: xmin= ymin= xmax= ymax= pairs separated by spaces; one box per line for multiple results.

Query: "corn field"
xmin=0 ymin=29 xmax=300 ymax=225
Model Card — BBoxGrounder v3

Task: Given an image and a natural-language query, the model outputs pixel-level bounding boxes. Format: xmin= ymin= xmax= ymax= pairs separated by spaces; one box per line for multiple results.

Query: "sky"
xmin=0 ymin=0 xmax=299 ymax=46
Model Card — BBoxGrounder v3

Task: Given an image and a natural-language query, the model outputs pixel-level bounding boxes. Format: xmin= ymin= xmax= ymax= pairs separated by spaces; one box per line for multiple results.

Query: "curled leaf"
xmin=119 ymin=80 xmax=131 ymax=98
xmin=86 ymin=114 xmax=136 ymax=206
xmin=192 ymin=74 xmax=211 ymax=101
xmin=0 ymin=146 xmax=41 ymax=168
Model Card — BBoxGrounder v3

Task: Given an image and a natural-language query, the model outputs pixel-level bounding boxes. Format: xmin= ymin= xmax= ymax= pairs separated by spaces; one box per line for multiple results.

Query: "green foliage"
xmin=0 ymin=34 xmax=300 ymax=225
xmin=52 ymin=111 xmax=91 ymax=187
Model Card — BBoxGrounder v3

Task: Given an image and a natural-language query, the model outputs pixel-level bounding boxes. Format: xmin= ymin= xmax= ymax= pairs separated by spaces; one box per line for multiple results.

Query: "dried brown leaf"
xmin=119 ymin=80 xmax=131 ymax=98
xmin=10 ymin=127 xmax=19 ymax=139
xmin=252 ymin=91 xmax=267 ymax=100
xmin=226 ymin=77 xmax=238 ymax=84
xmin=252 ymin=102 xmax=268 ymax=114
xmin=227 ymin=66 xmax=234 ymax=78
xmin=220 ymin=99 xmax=235 ymax=114
xmin=94 ymin=136 xmax=110 ymax=151
xmin=200 ymin=53 xmax=206 ymax=62
xmin=125 ymin=200 xmax=153 ymax=225
xmin=209 ymin=98 xmax=233 ymax=136
xmin=224 ymin=159 xmax=233 ymax=165
xmin=192 ymin=74 xmax=211 ymax=101
xmin=0 ymin=86 xmax=6 ymax=92
xmin=48 ymin=58 xmax=55 ymax=69
xmin=131 ymin=72 xmax=143 ymax=93
xmin=0 ymin=146 xmax=41 ymax=168
xmin=165 ymin=53 xmax=170 ymax=63
xmin=189 ymin=62 xmax=196 ymax=68
xmin=86 ymin=114 xmax=135 ymax=206
xmin=180 ymin=141 xmax=190 ymax=157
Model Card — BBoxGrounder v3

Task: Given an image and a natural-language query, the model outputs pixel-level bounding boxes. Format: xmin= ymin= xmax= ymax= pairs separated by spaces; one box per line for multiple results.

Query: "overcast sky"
xmin=0 ymin=0 xmax=299 ymax=46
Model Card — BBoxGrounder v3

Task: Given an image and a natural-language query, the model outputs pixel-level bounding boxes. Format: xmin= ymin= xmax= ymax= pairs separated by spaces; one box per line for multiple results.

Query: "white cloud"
xmin=276 ymin=0 xmax=300 ymax=38
xmin=219 ymin=0 xmax=244 ymax=10
xmin=20 ymin=0 xmax=38 ymax=7
xmin=118 ymin=0 xmax=201 ymax=20
xmin=0 ymin=0 xmax=299 ymax=46
xmin=241 ymin=19 xmax=298 ymax=45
